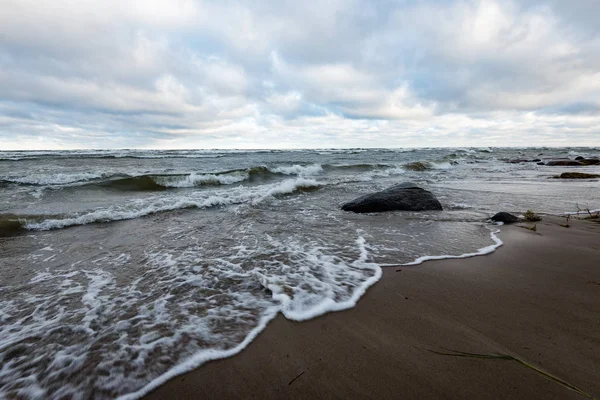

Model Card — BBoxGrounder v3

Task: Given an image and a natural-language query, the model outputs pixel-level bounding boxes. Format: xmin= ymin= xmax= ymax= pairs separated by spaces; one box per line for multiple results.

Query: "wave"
xmin=3 ymin=162 xmax=407 ymax=195
xmin=99 ymin=172 xmax=250 ymax=191
xmin=4 ymin=178 xmax=321 ymax=233
xmin=2 ymin=164 xmax=325 ymax=191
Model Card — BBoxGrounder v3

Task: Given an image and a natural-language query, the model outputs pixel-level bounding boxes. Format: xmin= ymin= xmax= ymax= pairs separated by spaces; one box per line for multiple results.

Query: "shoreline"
xmin=143 ymin=216 xmax=600 ymax=399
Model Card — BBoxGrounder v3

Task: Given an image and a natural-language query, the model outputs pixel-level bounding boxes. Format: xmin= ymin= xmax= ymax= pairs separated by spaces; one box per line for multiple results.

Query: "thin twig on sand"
xmin=288 ymin=370 xmax=305 ymax=386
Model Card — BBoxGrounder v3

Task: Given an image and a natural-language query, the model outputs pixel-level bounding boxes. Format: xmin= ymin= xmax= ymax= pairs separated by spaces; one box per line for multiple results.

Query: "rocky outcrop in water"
xmin=546 ymin=157 xmax=599 ymax=166
xmin=580 ymin=158 xmax=600 ymax=165
xmin=553 ymin=172 xmax=600 ymax=179
xmin=341 ymin=182 xmax=443 ymax=213
xmin=546 ymin=160 xmax=583 ymax=166
xmin=490 ymin=212 xmax=520 ymax=224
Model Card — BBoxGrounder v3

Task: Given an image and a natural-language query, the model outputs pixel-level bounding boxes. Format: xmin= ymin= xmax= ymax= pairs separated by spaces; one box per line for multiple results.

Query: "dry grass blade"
xmin=425 ymin=348 xmax=595 ymax=399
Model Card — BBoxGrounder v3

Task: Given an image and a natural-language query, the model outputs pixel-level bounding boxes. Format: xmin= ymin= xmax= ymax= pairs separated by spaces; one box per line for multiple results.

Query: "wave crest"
xmin=16 ymin=178 xmax=322 ymax=232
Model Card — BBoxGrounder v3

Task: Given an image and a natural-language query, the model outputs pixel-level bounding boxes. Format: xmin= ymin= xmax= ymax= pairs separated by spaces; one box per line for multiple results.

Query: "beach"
xmin=145 ymin=216 xmax=600 ymax=400
xmin=1 ymin=148 xmax=599 ymax=399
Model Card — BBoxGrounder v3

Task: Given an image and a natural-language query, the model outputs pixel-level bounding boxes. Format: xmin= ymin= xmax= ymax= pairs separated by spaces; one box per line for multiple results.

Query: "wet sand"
xmin=145 ymin=216 xmax=600 ymax=400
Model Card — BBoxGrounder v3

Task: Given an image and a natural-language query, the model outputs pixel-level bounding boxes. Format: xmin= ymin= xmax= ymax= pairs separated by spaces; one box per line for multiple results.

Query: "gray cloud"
xmin=0 ymin=0 xmax=598 ymax=149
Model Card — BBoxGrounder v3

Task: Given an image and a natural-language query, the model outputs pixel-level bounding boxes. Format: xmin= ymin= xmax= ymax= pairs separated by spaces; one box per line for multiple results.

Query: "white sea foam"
xmin=120 ymin=232 xmax=380 ymax=399
xmin=0 ymin=227 xmax=380 ymax=399
xmin=271 ymin=164 xmax=323 ymax=176
xmin=256 ymin=234 xmax=381 ymax=321
xmin=380 ymin=227 xmax=503 ymax=267
xmin=157 ymin=172 xmax=249 ymax=187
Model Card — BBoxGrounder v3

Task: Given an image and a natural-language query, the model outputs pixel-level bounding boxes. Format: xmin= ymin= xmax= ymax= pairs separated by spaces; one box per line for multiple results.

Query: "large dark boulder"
xmin=341 ymin=182 xmax=443 ymax=213
xmin=490 ymin=212 xmax=520 ymax=224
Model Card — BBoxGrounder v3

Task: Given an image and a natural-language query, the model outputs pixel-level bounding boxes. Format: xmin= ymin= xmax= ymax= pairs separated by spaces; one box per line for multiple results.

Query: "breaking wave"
xmin=2 ymin=178 xmax=321 ymax=233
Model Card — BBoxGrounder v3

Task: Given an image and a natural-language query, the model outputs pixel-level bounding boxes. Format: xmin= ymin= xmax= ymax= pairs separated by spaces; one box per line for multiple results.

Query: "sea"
xmin=1 ymin=147 xmax=599 ymax=399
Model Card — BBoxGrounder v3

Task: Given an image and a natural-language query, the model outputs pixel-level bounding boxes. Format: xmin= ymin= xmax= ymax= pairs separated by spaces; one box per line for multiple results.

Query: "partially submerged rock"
xmin=545 ymin=158 xmax=599 ymax=166
xmin=554 ymin=172 xmax=600 ymax=179
xmin=490 ymin=212 xmax=520 ymax=224
xmin=580 ymin=158 xmax=600 ymax=165
xmin=546 ymin=160 xmax=583 ymax=166
xmin=341 ymin=182 xmax=443 ymax=213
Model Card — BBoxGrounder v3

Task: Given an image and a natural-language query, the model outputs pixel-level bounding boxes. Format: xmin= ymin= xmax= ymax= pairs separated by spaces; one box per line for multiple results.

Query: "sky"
xmin=0 ymin=0 xmax=599 ymax=149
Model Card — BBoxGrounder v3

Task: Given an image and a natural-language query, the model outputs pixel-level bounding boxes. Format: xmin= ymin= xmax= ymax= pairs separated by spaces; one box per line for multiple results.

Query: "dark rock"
xmin=575 ymin=156 xmax=584 ymax=160
xmin=537 ymin=162 xmax=545 ymax=165
xmin=554 ymin=172 xmax=600 ymax=179
xmin=531 ymin=159 xmax=541 ymax=162
xmin=341 ymin=182 xmax=443 ymax=213
xmin=490 ymin=212 xmax=520 ymax=224
xmin=580 ymin=158 xmax=600 ymax=165
xmin=546 ymin=160 xmax=583 ymax=166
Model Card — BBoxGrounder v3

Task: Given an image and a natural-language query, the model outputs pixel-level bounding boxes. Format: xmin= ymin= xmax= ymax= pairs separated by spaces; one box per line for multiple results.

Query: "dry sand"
xmin=145 ymin=216 xmax=600 ymax=400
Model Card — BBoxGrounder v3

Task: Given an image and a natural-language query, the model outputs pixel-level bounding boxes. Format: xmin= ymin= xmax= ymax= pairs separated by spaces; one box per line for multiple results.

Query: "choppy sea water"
xmin=1 ymin=147 xmax=599 ymax=399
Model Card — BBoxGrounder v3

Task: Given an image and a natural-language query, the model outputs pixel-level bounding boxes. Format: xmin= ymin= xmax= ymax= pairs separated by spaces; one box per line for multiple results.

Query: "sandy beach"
xmin=145 ymin=216 xmax=600 ymax=400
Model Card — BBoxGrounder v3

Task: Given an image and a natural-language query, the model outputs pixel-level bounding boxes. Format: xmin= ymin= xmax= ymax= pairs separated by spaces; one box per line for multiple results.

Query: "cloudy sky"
xmin=1 ymin=0 xmax=599 ymax=149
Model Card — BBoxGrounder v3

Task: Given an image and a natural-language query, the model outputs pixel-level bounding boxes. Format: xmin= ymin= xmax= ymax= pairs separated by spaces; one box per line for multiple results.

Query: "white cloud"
xmin=0 ymin=0 xmax=598 ymax=149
